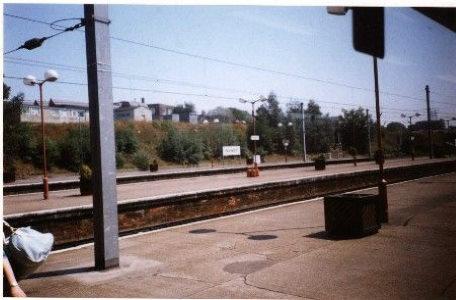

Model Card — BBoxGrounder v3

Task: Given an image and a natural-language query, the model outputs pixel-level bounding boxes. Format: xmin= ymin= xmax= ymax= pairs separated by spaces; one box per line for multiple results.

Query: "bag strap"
xmin=3 ymin=220 xmax=16 ymax=234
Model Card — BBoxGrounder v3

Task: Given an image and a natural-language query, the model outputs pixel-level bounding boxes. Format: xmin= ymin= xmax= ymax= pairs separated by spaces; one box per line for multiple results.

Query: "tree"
xmin=255 ymin=92 xmax=285 ymax=154
xmin=302 ymin=100 xmax=333 ymax=154
xmin=3 ymin=89 xmax=24 ymax=178
xmin=3 ymin=83 xmax=11 ymax=100
xmin=172 ymin=102 xmax=195 ymax=114
xmin=229 ymin=107 xmax=251 ymax=123
xmin=338 ymin=108 xmax=370 ymax=154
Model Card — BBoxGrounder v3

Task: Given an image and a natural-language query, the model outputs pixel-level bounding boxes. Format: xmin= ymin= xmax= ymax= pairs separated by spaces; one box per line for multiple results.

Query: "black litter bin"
xmin=324 ymin=193 xmax=380 ymax=238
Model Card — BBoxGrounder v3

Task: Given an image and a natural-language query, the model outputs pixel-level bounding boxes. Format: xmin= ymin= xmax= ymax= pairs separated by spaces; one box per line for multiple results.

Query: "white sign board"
xmin=254 ymin=155 xmax=261 ymax=164
xmin=223 ymin=146 xmax=241 ymax=157
xmin=250 ymin=135 xmax=260 ymax=141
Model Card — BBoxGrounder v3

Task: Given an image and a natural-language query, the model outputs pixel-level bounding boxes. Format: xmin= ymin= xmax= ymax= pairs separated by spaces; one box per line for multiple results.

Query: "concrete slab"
xmin=16 ymin=172 xmax=456 ymax=299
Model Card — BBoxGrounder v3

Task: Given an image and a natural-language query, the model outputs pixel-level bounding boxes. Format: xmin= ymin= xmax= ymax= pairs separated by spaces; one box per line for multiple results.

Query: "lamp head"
xmin=287 ymin=122 xmax=293 ymax=127
xmin=277 ymin=122 xmax=283 ymax=128
xmin=23 ymin=75 xmax=37 ymax=86
xmin=239 ymin=98 xmax=247 ymax=104
xmin=415 ymin=113 xmax=421 ymax=117
xmin=44 ymin=69 xmax=59 ymax=82
xmin=400 ymin=113 xmax=406 ymax=118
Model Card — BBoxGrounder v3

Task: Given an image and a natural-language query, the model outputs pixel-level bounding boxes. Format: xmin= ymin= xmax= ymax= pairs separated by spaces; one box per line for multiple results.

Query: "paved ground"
xmin=18 ymin=172 xmax=456 ymax=299
xmin=6 ymin=157 xmax=310 ymax=185
xmin=3 ymin=157 xmax=451 ymax=215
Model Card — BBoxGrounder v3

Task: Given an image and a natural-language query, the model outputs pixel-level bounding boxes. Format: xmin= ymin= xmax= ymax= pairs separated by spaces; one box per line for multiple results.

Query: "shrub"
xmin=79 ymin=164 xmax=92 ymax=196
xmin=57 ymin=127 xmax=91 ymax=172
xmin=158 ymin=127 xmax=203 ymax=165
xmin=132 ymin=151 xmax=150 ymax=170
xmin=31 ymin=138 xmax=60 ymax=171
xmin=116 ymin=153 xmax=125 ymax=169
xmin=115 ymin=126 xmax=139 ymax=154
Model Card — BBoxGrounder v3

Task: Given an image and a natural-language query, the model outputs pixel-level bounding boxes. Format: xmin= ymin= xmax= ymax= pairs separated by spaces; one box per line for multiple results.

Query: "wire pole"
xmin=373 ymin=57 xmax=388 ymax=223
xmin=84 ymin=4 xmax=119 ymax=270
xmin=425 ymin=85 xmax=433 ymax=159
xmin=366 ymin=108 xmax=371 ymax=159
xmin=301 ymin=102 xmax=307 ymax=162
xmin=38 ymin=83 xmax=49 ymax=200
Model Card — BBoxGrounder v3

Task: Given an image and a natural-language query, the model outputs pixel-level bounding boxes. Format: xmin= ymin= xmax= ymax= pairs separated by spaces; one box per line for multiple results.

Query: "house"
xmin=148 ymin=103 xmax=174 ymax=121
xmin=114 ymin=98 xmax=152 ymax=122
xmin=21 ymin=98 xmax=89 ymax=123
xmin=178 ymin=112 xmax=198 ymax=124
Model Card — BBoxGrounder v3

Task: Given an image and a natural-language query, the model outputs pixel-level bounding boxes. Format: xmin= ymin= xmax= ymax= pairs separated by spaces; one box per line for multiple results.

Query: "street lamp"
xmin=239 ymin=97 xmax=267 ymax=174
xmin=278 ymin=122 xmax=293 ymax=162
xmin=23 ymin=69 xmax=59 ymax=200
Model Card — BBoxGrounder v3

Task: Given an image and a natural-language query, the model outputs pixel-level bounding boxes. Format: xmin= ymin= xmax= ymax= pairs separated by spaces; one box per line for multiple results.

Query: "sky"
xmin=3 ymin=4 xmax=456 ymax=125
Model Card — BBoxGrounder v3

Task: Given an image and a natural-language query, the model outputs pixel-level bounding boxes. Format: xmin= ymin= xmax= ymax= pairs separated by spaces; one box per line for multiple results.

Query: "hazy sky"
xmin=3 ymin=4 xmax=456 ymax=125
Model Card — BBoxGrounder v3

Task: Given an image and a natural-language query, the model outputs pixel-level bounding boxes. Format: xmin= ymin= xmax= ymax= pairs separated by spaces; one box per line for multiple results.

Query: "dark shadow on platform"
xmin=28 ymin=266 xmax=95 ymax=278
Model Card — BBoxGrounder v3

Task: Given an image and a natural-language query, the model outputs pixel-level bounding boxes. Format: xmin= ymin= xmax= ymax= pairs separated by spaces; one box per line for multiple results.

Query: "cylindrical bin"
xmin=324 ymin=193 xmax=381 ymax=238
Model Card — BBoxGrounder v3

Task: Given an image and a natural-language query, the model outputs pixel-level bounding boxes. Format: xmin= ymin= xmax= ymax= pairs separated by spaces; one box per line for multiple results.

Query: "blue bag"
xmin=3 ymin=221 xmax=54 ymax=280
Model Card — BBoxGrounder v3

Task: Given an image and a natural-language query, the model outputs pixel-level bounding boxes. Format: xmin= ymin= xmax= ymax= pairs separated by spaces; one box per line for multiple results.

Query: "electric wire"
xmin=4 ymin=12 xmax=446 ymax=105
xmin=5 ymin=57 xmax=454 ymax=110
xmin=3 ymin=75 xmax=439 ymax=116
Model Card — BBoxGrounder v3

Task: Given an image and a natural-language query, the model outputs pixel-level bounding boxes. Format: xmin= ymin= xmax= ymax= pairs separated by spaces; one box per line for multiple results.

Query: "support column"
xmin=84 ymin=4 xmax=119 ymax=270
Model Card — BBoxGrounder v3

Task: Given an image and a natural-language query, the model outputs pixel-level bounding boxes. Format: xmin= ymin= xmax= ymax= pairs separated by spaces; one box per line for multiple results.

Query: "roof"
xmin=114 ymin=100 xmax=148 ymax=109
xmin=49 ymin=99 xmax=88 ymax=108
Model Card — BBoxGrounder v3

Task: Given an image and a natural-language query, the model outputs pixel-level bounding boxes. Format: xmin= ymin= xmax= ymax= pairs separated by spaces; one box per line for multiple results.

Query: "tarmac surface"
xmin=18 ymin=172 xmax=456 ymax=299
xmin=3 ymin=157 xmax=450 ymax=215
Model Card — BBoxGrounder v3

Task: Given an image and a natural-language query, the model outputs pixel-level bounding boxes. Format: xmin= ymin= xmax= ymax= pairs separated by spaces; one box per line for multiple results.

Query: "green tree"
xmin=303 ymin=100 xmax=334 ymax=154
xmin=3 ymin=89 xmax=24 ymax=178
xmin=338 ymin=107 xmax=370 ymax=154
xmin=255 ymin=92 xmax=285 ymax=154
xmin=172 ymin=102 xmax=195 ymax=114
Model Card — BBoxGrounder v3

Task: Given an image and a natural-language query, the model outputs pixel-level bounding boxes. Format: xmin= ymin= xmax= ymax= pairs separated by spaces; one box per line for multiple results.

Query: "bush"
xmin=57 ymin=127 xmax=91 ymax=172
xmin=116 ymin=126 xmax=139 ymax=154
xmin=116 ymin=153 xmax=125 ymax=169
xmin=79 ymin=164 xmax=92 ymax=196
xmin=158 ymin=127 xmax=203 ymax=165
xmin=132 ymin=151 xmax=150 ymax=170
xmin=31 ymin=138 xmax=60 ymax=171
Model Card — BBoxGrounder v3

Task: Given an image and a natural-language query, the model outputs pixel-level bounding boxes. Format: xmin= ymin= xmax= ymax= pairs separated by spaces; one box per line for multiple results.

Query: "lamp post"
xmin=401 ymin=112 xmax=421 ymax=161
xmin=239 ymin=97 xmax=267 ymax=169
xmin=23 ymin=69 xmax=59 ymax=200
xmin=278 ymin=121 xmax=293 ymax=162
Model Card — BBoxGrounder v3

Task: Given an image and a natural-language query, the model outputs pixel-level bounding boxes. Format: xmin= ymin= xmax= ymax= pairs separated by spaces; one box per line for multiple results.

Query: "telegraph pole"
xmin=425 ymin=85 xmax=433 ymax=159
xmin=366 ymin=108 xmax=371 ymax=158
xmin=84 ymin=4 xmax=119 ymax=270
xmin=373 ymin=57 xmax=388 ymax=223
xmin=301 ymin=102 xmax=307 ymax=162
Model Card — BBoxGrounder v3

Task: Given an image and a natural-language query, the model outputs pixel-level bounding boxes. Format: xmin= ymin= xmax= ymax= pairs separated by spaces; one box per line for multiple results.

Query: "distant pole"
xmin=251 ymin=102 xmax=257 ymax=164
xmin=425 ymin=85 xmax=433 ymax=159
xmin=373 ymin=57 xmax=388 ymax=223
xmin=84 ymin=4 xmax=119 ymax=270
xmin=301 ymin=102 xmax=307 ymax=162
xmin=366 ymin=108 xmax=371 ymax=159
xmin=38 ymin=83 xmax=49 ymax=200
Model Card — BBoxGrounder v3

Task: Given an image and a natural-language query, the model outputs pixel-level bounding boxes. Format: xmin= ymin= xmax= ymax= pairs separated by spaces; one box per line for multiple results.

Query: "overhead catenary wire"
xmin=4 ymin=57 xmax=454 ymax=110
xmin=4 ymin=12 xmax=447 ymax=105
xmin=4 ymin=75 xmax=440 ymax=116
xmin=3 ymin=15 xmax=84 ymax=55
